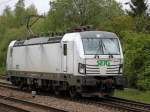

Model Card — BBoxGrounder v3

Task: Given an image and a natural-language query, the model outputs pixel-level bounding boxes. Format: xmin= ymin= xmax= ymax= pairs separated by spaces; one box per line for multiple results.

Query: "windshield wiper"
xmin=94 ymin=40 xmax=103 ymax=58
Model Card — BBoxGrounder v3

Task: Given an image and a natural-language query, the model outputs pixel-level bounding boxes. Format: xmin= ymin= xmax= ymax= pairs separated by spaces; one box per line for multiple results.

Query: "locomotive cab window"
xmin=82 ymin=38 xmax=120 ymax=55
xmin=63 ymin=44 xmax=67 ymax=56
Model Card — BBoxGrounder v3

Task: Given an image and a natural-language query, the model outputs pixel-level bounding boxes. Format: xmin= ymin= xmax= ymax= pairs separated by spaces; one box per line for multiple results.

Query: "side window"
xmin=63 ymin=44 xmax=67 ymax=56
xmin=10 ymin=48 xmax=13 ymax=57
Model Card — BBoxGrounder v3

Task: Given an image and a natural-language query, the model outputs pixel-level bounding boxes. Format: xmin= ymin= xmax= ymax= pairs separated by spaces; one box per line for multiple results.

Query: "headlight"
xmin=78 ymin=63 xmax=86 ymax=74
xmin=119 ymin=64 xmax=123 ymax=73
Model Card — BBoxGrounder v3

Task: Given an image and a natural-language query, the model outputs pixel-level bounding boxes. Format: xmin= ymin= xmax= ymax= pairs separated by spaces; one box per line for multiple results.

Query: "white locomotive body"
xmin=7 ymin=31 xmax=124 ymax=97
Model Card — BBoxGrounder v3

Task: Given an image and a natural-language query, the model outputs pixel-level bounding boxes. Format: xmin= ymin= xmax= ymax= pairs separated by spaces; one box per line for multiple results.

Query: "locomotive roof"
xmin=13 ymin=31 xmax=117 ymax=47
xmin=13 ymin=36 xmax=62 ymax=47
xmin=79 ymin=31 xmax=118 ymax=38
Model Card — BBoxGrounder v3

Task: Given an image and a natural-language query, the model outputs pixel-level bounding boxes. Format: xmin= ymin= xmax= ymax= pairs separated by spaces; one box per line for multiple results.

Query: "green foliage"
xmin=98 ymin=16 xmax=134 ymax=33
xmin=26 ymin=5 xmax=37 ymax=15
xmin=119 ymin=31 xmax=150 ymax=90
xmin=133 ymin=16 xmax=150 ymax=32
xmin=127 ymin=0 xmax=148 ymax=16
xmin=14 ymin=0 xmax=26 ymax=27
xmin=47 ymin=0 xmax=123 ymax=31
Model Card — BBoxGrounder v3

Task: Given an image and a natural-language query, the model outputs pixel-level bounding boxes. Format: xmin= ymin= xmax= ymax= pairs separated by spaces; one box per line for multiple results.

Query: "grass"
xmin=114 ymin=88 xmax=150 ymax=103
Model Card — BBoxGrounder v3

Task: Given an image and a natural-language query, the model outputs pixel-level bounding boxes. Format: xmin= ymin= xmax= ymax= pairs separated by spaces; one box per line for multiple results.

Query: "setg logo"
xmin=97 ymin=60 xmax=111 ymax=66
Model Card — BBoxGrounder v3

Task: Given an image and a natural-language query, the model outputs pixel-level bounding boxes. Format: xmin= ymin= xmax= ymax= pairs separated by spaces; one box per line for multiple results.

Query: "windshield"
xmin=82 ymin=38 xmax=120 ymax=55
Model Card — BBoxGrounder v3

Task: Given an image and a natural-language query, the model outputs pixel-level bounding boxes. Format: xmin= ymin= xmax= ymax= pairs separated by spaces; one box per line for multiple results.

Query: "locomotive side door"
xmin=62 ymin=41 xmax=74 ymax=73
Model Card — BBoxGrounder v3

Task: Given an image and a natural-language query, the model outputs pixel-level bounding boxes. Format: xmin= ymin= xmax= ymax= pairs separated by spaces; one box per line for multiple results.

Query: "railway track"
xmin=0 ymin=74 xmax=7 ymax=80
xmin=0 ymin=79 xmax=150 ymax=112
xmin=106 ymin=96 xmax=150 ymax=111
xmin=0 ymin=102 xmax=29 ymax=112
xmin=0 ymin=79 xmax=68 ymax=112
xmin=0 ymin=94 xmax=67 ymax=112
xmin=74 ymin=96 xmax=150 ymax=112
xmin=99 ymin=96 xmax=150 ymax=112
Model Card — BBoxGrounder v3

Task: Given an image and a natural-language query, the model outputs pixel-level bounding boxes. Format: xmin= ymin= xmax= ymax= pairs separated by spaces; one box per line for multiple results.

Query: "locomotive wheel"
xmin=69 ymin=86 xmax=78 ymax=99
xmin=54 ymin=86 xmax=60 ymax=96
xmin=18 ymin=82 xmax=24 ymax=90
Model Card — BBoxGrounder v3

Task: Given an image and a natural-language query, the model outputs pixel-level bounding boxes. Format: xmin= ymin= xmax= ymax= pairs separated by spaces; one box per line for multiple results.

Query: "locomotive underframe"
xmin=7 ymin=70 xmax=121 ymax=97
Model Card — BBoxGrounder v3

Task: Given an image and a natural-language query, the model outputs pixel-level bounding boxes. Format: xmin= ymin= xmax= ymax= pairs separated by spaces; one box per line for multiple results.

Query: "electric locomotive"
xmin=6 ymin=30 xmax=124 ymax=98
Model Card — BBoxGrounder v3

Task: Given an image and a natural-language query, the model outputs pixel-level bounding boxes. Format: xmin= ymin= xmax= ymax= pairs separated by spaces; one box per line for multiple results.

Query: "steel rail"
xmin=0 ymin=102 xmax=30 ymax=112
xmin=0 ymin=75 xmax=7 ymax=80
xmin=108 ymin=97 xmax=150 ymax=109
xmin=100 ymin=96 xmax=150 ymax=112
xmin=0 ymin=94 xmax=67 ymax=112
xmin=97 ymin=101 xmax=143 ymax=112
xmin=107 ymin=96 xmax=150 ymax=108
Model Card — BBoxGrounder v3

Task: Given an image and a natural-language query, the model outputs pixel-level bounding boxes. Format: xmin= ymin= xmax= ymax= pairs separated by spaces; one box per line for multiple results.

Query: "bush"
xmin=119 ymin=31 xmax=150 ymax=90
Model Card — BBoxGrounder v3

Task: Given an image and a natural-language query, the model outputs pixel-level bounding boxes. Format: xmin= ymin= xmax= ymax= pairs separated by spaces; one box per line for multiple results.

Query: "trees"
xmin=127 ymin=0 xmax=148 ymax=17
xmin=46 ymin=0 xmax=123 ymax=31
xmin=26 ymin=4 xmax=38 ymax=16
xmin=120 ymin=31 xmax=150 ymax=90
xmin=126 ymin=0 xmax=149 ymax=32
xmin=2 ymin=6 xmax=15 ymax=28
xmin=14 ymin=0 xmax=26 ymax=27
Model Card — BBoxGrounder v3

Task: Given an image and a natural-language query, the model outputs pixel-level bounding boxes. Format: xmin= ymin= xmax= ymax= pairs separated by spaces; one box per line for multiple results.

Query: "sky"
xmin=0 ymin=0 xmax=149 ymax=15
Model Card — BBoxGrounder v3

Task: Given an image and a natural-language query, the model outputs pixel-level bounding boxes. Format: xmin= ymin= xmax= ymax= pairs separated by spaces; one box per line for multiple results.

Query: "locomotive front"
xmin=77 ymin=31 xmax=124 ymax=97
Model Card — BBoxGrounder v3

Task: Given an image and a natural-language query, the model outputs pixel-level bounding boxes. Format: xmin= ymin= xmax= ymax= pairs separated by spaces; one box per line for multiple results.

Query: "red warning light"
xmin=72 ymin=25 xmax=93 ymax=32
